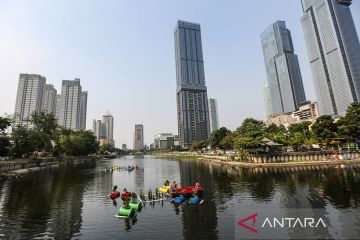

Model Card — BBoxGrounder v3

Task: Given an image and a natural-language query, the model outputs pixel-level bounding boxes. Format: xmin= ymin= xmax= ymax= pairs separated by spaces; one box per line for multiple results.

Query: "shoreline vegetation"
xmin=153 ymin=152 xmax=360 ymax=168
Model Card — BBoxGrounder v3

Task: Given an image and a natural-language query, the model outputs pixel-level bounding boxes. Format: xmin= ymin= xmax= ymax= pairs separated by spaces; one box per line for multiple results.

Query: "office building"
xmin=102 ymin=113 xmax=114 ymax=146
xmin=42 ymin=84 xmax=57 ymax=114
xmin=208 ymin=98 xmax=219 ymax=133
xmin=301 ymin=0 xmax=360 ymax=116
xmin=122 ymin=144 xmax=127 ymax=151
xmin=14 ymin=74 xmax=46 ymax=126
xmin=133 ymin=124 xmax=144 ymax=151
xmin=57 ymin=79 xmax=86 ymax=130
xmin=154 ymin=133 xmax=179 ymax=150
xmin=174 ymin=20 xmax=210 ymax=148
xmin=261 ymin=20 xmax=306 ymax=116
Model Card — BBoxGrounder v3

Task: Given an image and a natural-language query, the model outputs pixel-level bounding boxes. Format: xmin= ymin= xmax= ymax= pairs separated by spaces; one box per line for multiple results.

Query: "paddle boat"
xmin=171 ymin=186 xmax=204 ymax=197
xmin=171 ymin=195 xmax=185 ymax=204
xmin=159 ymin=185 xmax=170 ymax=193
xmin=117 ymin=207 xmax=135 ymax=217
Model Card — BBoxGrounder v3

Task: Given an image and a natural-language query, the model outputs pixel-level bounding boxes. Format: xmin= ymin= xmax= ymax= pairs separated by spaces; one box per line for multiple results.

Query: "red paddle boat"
xmin=171 ymin=185 xmax=204 ymax=197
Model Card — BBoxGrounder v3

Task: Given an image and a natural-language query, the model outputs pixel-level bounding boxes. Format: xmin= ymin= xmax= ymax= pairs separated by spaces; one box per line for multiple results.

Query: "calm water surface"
xmin=0 ymin=156 xmax=360 ymax=239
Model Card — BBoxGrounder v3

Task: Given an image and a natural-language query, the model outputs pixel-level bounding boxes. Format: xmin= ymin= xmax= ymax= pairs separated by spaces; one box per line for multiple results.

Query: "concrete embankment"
xmin=0 ymin=156 xmax=98 ymax=179
xmin=154 ymin=152 xmax=360 ymax=168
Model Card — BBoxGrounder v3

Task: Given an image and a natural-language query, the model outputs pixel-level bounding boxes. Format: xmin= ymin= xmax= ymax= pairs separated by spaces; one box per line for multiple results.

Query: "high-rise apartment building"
xmin=261 ymin=20 xmax=306 ymax=116
xmin=102 ymin=113 xmax=114 ymax=146
xmin=42 ymin=84 xmax=57 ymax=114
xmin=79 ymin=91 xmax=88 ymax=130
xmin=57 ymin=79 xmax=86 ymax=130
xmin=14 ymin=74 xmax=46 ymax=126
xmin=300 ymin=0 xmax=360 ymax=116
xmin=133 ymin=124 xmax=144 ymax=151
xmin=174 ymin=20 xmax=210 ymax=148
xmin=208 ymin=98 xmax=219 ymax=133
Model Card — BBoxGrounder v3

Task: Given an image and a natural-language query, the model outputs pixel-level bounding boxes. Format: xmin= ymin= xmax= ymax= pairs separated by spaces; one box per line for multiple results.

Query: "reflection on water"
xmin=0 ymin=156 xmax=359 ymax=239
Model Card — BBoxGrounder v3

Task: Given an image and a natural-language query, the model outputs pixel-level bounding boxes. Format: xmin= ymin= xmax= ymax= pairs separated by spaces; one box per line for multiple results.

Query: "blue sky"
xmin=0 ymin=0 xmax=359 ymax=147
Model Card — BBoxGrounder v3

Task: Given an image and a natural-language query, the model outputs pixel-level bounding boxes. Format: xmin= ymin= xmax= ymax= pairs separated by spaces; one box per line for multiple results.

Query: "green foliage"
xmin=191 ymin=140 xmax=208 ymax=151
xmin=58 ymin=130 xmax=98 ymax=156
xmin=235 ymin=137 xmax=264 ymax=154
xmin=265 ymin=124 xmax=287 ymax=144
xmin=10 ymin=125 xmax=36 ymax=158
xmin=337 ymin=102 xmax=360 ymax=141
xmin=311 ymin=115 xmax=338 ymax=146
xmin=287 ymin=121 xmax=312 ymax=150
xmin=208 ymin=127 xmax=231 ymax=149
xmin=220 ymin=131 xmax=238 ymax=150
xmin=234 ymin=118 xmax=266 ymax=154
xmin=0 ymin=117 xmax=12 ymax=156
xmin=99 ymin=143 xmax=113 ymax=154
xmin=237 ymin=118 xmax=265 ymax=138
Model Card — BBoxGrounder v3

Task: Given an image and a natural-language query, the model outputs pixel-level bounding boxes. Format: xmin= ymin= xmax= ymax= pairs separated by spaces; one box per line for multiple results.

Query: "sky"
xmin=0 ymin=0 xmax=359 ymax=148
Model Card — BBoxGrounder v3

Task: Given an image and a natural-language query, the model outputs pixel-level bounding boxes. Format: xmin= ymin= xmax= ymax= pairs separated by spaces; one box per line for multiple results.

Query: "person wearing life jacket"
xmin=110 ymin=185 xmax=120 ymax=199
xmin=164 ymin=180 xmax=170 ymax=186
xmin=194 ymin=180 xmax=202 ymax=190
xmin=169 ymin=181 xmax=179 ymax=194
xmin=121 ymin=188 xmax=132 ymax=200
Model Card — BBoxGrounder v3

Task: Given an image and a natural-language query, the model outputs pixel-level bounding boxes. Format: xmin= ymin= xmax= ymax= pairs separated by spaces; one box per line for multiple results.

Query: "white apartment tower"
xmin=14 ymin=74 xmax=46 ymax=126
xmin=58 ymin=79 xmax=87 ymax=130
xmin=42 ymin=84 xmax=57 ymax=114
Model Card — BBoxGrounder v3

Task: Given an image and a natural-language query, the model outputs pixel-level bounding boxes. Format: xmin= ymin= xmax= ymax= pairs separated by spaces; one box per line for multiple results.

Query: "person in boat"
xmin=121 ymin=188 xmax=132 ymax=200
xmin=110 ymin=185 xmax=120 ymax=199
xmin=135 ymin=164 xmax=139 ymax=169
xmin=169 ymin=181 xmax=179 ymax=194
xmin=194 ymin=180 xmax=202 ymax=190
xmin=164 ymin=180 xmax=170 ymax=186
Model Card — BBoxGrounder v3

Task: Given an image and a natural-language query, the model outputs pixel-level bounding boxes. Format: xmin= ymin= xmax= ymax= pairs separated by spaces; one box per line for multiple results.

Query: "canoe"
xmin=159 ymin=185 xmax=170 ymax=193
xmin=171 ymin=186 xmax=204 ymax=197
xmin=117 ymin=207 xmax=135 ymax=217
xmin=171 ymin=195 xmax=185 ymax=204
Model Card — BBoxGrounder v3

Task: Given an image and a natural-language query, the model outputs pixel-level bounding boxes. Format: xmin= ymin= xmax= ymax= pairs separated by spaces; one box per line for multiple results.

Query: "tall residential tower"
xmin=174 ymin=20 xmax=210 ymax=148
xmin=14 ymin=74 xmax=46 ymax=126
xmin=300 ymin=0 xmax=360 ymax=116
xmin=261 ymin=20 xmax=306 ymax=116
xmin=42 ymin=84 xmax=57 ymax=114
xmin=57 ymin=79 xmax=87 ymax=130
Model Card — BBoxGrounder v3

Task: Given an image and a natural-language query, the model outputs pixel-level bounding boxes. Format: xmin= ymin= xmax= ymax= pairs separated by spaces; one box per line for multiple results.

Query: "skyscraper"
xmin=57 ymin=79 xmax=86 ymax=130
xmin=174 ymin=20 xmax=210 ymax=148
xmin=208 ymin=98 xmax=219 ymax=133
xmin=133 ymin=124 xmax=144 ymax=151
xmin=42 ymin=84 xmax=57 ymax=114
xmin=14 ymin=74 xmax=46 ymax=126
xmin=102 ymin=113 xmax=114 ymax=146
xmin=300 ymin=0 xmax=360 ymax=116
xmin=79 ymin=91 xmax=88 ymax=130
xmin=261 ymin=20 xmax=306 ymax=116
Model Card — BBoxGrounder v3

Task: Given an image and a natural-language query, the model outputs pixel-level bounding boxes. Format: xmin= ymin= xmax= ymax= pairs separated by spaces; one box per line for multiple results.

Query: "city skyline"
xmin=0 ymin=0 xmax=359 ymax=147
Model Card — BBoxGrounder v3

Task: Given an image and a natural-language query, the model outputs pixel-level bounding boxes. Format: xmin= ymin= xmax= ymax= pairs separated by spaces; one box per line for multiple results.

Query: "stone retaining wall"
xmin=0 ymin=156 xmax=95 ymax=172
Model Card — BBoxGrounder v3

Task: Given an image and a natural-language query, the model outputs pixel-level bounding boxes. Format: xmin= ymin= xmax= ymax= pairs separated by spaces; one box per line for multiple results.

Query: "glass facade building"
xmin=301 ymin=0 xmax=360 ymax=116
xmin=174 ymin=20 xmax=210 ymax=148
xmin=261 ymin=20 xmax=306 ymax=116
xmin=208 ymin=98 xmax=219 ymax=133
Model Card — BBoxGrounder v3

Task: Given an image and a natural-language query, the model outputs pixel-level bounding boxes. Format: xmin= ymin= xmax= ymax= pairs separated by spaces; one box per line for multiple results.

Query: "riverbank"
xmin=0 ymin=156 xmax=99 ymax=179
xmin=154 ymin=152 xmax=360 ymax=168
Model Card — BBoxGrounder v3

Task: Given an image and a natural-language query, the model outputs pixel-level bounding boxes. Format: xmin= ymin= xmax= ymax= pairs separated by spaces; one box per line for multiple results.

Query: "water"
xmin=0 ymin=156 xmax=360 ymax=239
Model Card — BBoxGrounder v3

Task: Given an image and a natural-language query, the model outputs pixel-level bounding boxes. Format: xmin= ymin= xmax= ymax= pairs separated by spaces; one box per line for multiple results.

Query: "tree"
xmin=10 ymin=125 xmax=36 ymax=158
xmin=0 ymin=117 xmax=11 ymax=157
xmin=312 ymin=116 xmax=338 ymax=147
xmin=288 ymin=121 xmax=312 ymax=151
xmin=265 ymin=123 xmax=287 ymax=144
xmin=99 ymin=143 xmax=113 ymax=154
xmin=208 ymin=127 xmax=231 ymax=149
xmin=191 ymin=140 xmax=207 ymax=151
xmin=58 ymin=130 xmax=98 ymax=156
xmin=237 ymin=118 xmax=265 ymax=138
xmin=220 ymin=131 xmax=238 ymax=150
xmin=234 ymin=118 xmax=266 ymax=154
xmin=337 ymin=102 xmax=360 ymax=143
xmin=30 ymin=112 xmax=58 ymax=153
